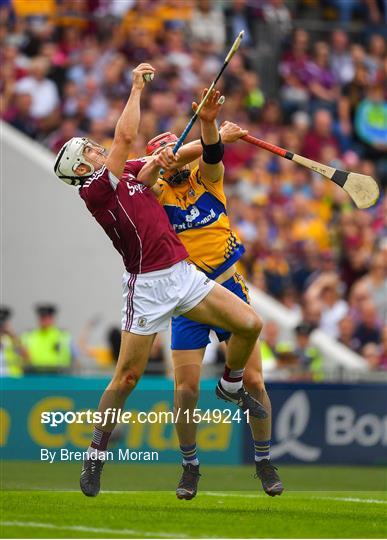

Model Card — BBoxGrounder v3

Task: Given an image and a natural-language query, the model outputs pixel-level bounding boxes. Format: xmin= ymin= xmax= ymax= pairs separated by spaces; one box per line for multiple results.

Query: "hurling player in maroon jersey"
xmin=54 ymin=63 xmax=266 ymax=497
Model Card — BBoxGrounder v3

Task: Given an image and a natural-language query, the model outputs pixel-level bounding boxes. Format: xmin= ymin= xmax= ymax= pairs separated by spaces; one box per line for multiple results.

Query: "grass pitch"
xmin=1 ymin=462 xmax=386 ymax=538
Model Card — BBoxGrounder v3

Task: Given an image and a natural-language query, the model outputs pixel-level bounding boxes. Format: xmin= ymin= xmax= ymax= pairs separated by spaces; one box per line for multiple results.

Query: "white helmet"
xmin=54 ymin=137 xmax=103 ymax=186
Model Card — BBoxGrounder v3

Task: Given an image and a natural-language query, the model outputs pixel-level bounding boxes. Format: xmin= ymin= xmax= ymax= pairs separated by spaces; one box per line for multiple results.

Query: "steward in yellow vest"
xmin=21 ymin=304 xmax=74 ymax=373
xmin=0 ymin=306 xmax=28 ymax=377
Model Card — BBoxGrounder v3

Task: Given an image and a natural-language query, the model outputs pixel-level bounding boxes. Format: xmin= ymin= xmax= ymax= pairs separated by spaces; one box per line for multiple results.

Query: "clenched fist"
xmin=132 ymin=63 xmax=156 ymax=90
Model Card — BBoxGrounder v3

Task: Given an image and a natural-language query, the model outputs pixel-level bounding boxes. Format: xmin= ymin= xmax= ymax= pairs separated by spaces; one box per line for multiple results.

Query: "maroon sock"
xmin=221 ymin=365 xmax=244 ymax=391
xmin=90 ymin=427 xmax=112 ymax=451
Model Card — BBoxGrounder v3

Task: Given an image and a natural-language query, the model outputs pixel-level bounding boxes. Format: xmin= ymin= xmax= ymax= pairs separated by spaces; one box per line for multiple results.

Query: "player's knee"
xmin=241 ymin=311 xmax=263 ymax=340
xmin=115 ymin=367 xmax=141 ymax=394
xmin=175 ymin=380 xmax=199 ymax=403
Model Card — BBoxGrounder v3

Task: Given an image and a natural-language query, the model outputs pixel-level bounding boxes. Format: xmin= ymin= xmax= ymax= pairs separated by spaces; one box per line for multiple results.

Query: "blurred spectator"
xmin=79 ymin=318 xmax=121 ymax=369
xmin=280 ymin=287 xmax=302 ymax=318
xmin=87 ymin=118 xmax=113 ymax=149
xmin=350 ymin=251 xmax=387 ymax=322
xmin=302 ymin=109 xmax=339 ymax=161
xmin=262 ymin=0 xmax=292 ymax=40
xmin=291 ymin=241 xmax=323 ymax=293
xmin=82 ymin=75 xmax=109 ymax=121
xmin=21 ymin=304 xmax=77 ymax=374
xmin=120 ymin=1 xmax=164 ymax=39
xmin=14 ymin=56 xmax=59 ymax=124
xmin=163 ymin=20 xmax=191 ymax=70
xmin=0 ymin=306 xmax=28 ymax=377
xmin=293 ymin=322 xmax=323 ymax=380
xmin=306 ymin=41 xmax=339 ymax=113
xmin=354 ymin=85 xmax=387 ymax=160
xmin=279 ymin=28 xmax=310 ymax=117
xmin=259 ymin=99 xmax=282 ymax=136
xmin=224 ymin=0 xmax=255 ymax=48
xmin=44 ymin=115 xmax=83 ymax=153
xmin=189 ymin=0 xmax=226 ymax=54
xmin=337 ymin=315 xmax=361 ymax=351
xmin=262 ymin=241 xmax=292 ymax=298
xmin=305 ymin=273 xmax=348 ymax=339
xmin=364 ymin=34 xmax=386 ymax=83
xmin=330 ymin=30 xmax=354 ymax=86
xmin=362 ymin=342 xmax=381 ymax=370
xmin=67 ymin=46 xmax=103 ymax=87
xmin=353 ymin=300 xmax=382 ymax=350
xmin=2 ymin=91 xmax=38 ymax=138
xmin=242 ymin=71 xmax=265 ymax=121
xmin=338 ymin=59 xmax=370 ymax=144
xmin=290 ymin=194 xmax=330 ymax=251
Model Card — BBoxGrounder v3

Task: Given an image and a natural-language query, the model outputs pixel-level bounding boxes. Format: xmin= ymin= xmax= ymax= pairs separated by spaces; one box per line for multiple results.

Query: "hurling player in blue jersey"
xmin=147 ymin=89 xmax=283 ymax=500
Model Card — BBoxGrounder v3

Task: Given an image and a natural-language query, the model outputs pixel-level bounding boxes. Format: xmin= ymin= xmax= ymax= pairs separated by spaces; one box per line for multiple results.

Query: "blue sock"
xmin=254 ymin=439 xmax=271 ymax=462
xmin=180 ymin=443 xmax=199 ymax=466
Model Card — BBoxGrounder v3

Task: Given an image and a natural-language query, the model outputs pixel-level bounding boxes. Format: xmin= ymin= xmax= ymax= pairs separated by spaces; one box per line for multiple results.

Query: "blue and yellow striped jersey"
xmin=156 ymin=166 xmax=245 ymax=279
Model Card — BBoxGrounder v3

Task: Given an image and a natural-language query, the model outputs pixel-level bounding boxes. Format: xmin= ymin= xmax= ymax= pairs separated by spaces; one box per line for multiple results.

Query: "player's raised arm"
xmin=173 ymin=122 xmax=249 ymax=169
xmin=105 ymin=63 xmax=155 ymax=179
xmin=194 ymin=88 xmax=225 ymax=183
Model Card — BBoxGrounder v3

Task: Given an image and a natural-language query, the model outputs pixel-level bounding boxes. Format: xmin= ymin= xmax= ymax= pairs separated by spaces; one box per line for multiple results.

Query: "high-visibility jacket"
xmin=0 ymin=335 xmax=23 ymax=377
xmin=21 ymin=326 xmax=73 ymax=369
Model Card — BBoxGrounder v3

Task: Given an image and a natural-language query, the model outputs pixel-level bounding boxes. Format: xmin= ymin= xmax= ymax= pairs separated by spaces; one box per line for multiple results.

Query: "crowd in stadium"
xmin=1 ymin=0 xmax=386 ymax=375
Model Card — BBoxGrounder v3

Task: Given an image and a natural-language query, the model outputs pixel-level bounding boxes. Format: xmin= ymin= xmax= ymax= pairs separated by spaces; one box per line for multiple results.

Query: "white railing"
xmin=248 ymin=284 xmax=368 ymax=371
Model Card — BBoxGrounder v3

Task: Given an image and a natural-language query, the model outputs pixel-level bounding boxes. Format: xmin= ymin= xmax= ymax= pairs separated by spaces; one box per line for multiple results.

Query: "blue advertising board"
xmin=244 ymin=383 xmax=387 ymax=465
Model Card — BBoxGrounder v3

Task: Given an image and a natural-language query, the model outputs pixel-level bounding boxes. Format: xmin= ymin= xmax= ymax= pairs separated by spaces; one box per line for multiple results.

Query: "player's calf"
xmin=216 ymin=380 xmax=268 ymax=419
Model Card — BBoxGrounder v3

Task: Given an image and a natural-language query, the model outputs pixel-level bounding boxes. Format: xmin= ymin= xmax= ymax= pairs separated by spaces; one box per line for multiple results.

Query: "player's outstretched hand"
xmin=220 ymin=121 xmax=248 ymax=143
xmin=155 ymin=147 xmax=180 ymax=170
xmin=192 ymin=88 xmax=224 ymax=123
xmin=132 ymin=63 xmax=155 ymax=90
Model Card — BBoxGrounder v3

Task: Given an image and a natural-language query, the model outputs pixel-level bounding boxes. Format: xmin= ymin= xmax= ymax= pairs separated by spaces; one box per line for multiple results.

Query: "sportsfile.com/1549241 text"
xmin=41 ymin=408 xmax=250 ymax=427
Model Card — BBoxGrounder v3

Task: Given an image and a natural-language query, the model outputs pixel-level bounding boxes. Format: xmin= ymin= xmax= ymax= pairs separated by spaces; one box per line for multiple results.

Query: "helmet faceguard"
xmin=163 ymin=169 xmax=191 ymax=186
xmin=54 ymin=137 xmax=106 ymax=186
xmin=146 ymin=132 xmax=190 ymax=186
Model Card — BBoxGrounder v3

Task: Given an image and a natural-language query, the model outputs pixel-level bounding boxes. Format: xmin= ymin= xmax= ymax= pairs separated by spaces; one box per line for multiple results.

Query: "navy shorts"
xmin=171 ymin=273 xmax=250 ymax=350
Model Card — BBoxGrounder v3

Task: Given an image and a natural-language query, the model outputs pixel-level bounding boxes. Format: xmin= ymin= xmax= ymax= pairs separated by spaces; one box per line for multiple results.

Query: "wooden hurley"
xmin=241 ymin=134 xmax=380 ymax=209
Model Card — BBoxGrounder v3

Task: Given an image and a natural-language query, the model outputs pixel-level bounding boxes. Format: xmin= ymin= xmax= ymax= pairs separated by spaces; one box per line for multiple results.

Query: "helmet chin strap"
xmin=166 ymin=169 xmax=190 ymax=186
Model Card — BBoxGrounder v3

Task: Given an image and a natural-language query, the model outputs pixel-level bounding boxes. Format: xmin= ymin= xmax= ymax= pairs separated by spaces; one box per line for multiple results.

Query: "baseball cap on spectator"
xmin=295 ymin=322 xmax=315 ymax=336
xmin=0 ymin=306 xmax=12 ymax=325
xmin=35 ymin=304 xmax=57 ymax=317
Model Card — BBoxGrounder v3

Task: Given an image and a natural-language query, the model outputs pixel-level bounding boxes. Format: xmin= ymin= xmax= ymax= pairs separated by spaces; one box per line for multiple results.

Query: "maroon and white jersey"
xmin=79 ymin=159 xmax=188 ymax=274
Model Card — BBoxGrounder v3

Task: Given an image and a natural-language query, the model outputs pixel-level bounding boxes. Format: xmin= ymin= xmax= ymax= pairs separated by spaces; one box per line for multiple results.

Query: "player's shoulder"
xmin=79 ymin=165 xmax=115 ymax=207
xmin=192 ymin=166 xmax=225 ymax=199
xmin=191 ymin=165 xmax=224 ymax=185
xmin=123 ymin=157 xmax=149 ymax=179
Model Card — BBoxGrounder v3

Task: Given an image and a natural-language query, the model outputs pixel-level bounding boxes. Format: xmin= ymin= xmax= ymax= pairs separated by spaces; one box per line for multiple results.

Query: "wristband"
xmin=201 ymin=136 xmax=224 ymax=164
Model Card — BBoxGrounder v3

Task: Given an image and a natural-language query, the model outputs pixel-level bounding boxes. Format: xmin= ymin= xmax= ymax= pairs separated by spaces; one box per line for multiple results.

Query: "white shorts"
xmin=121 ymin=261 xmax=215 ymax=335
